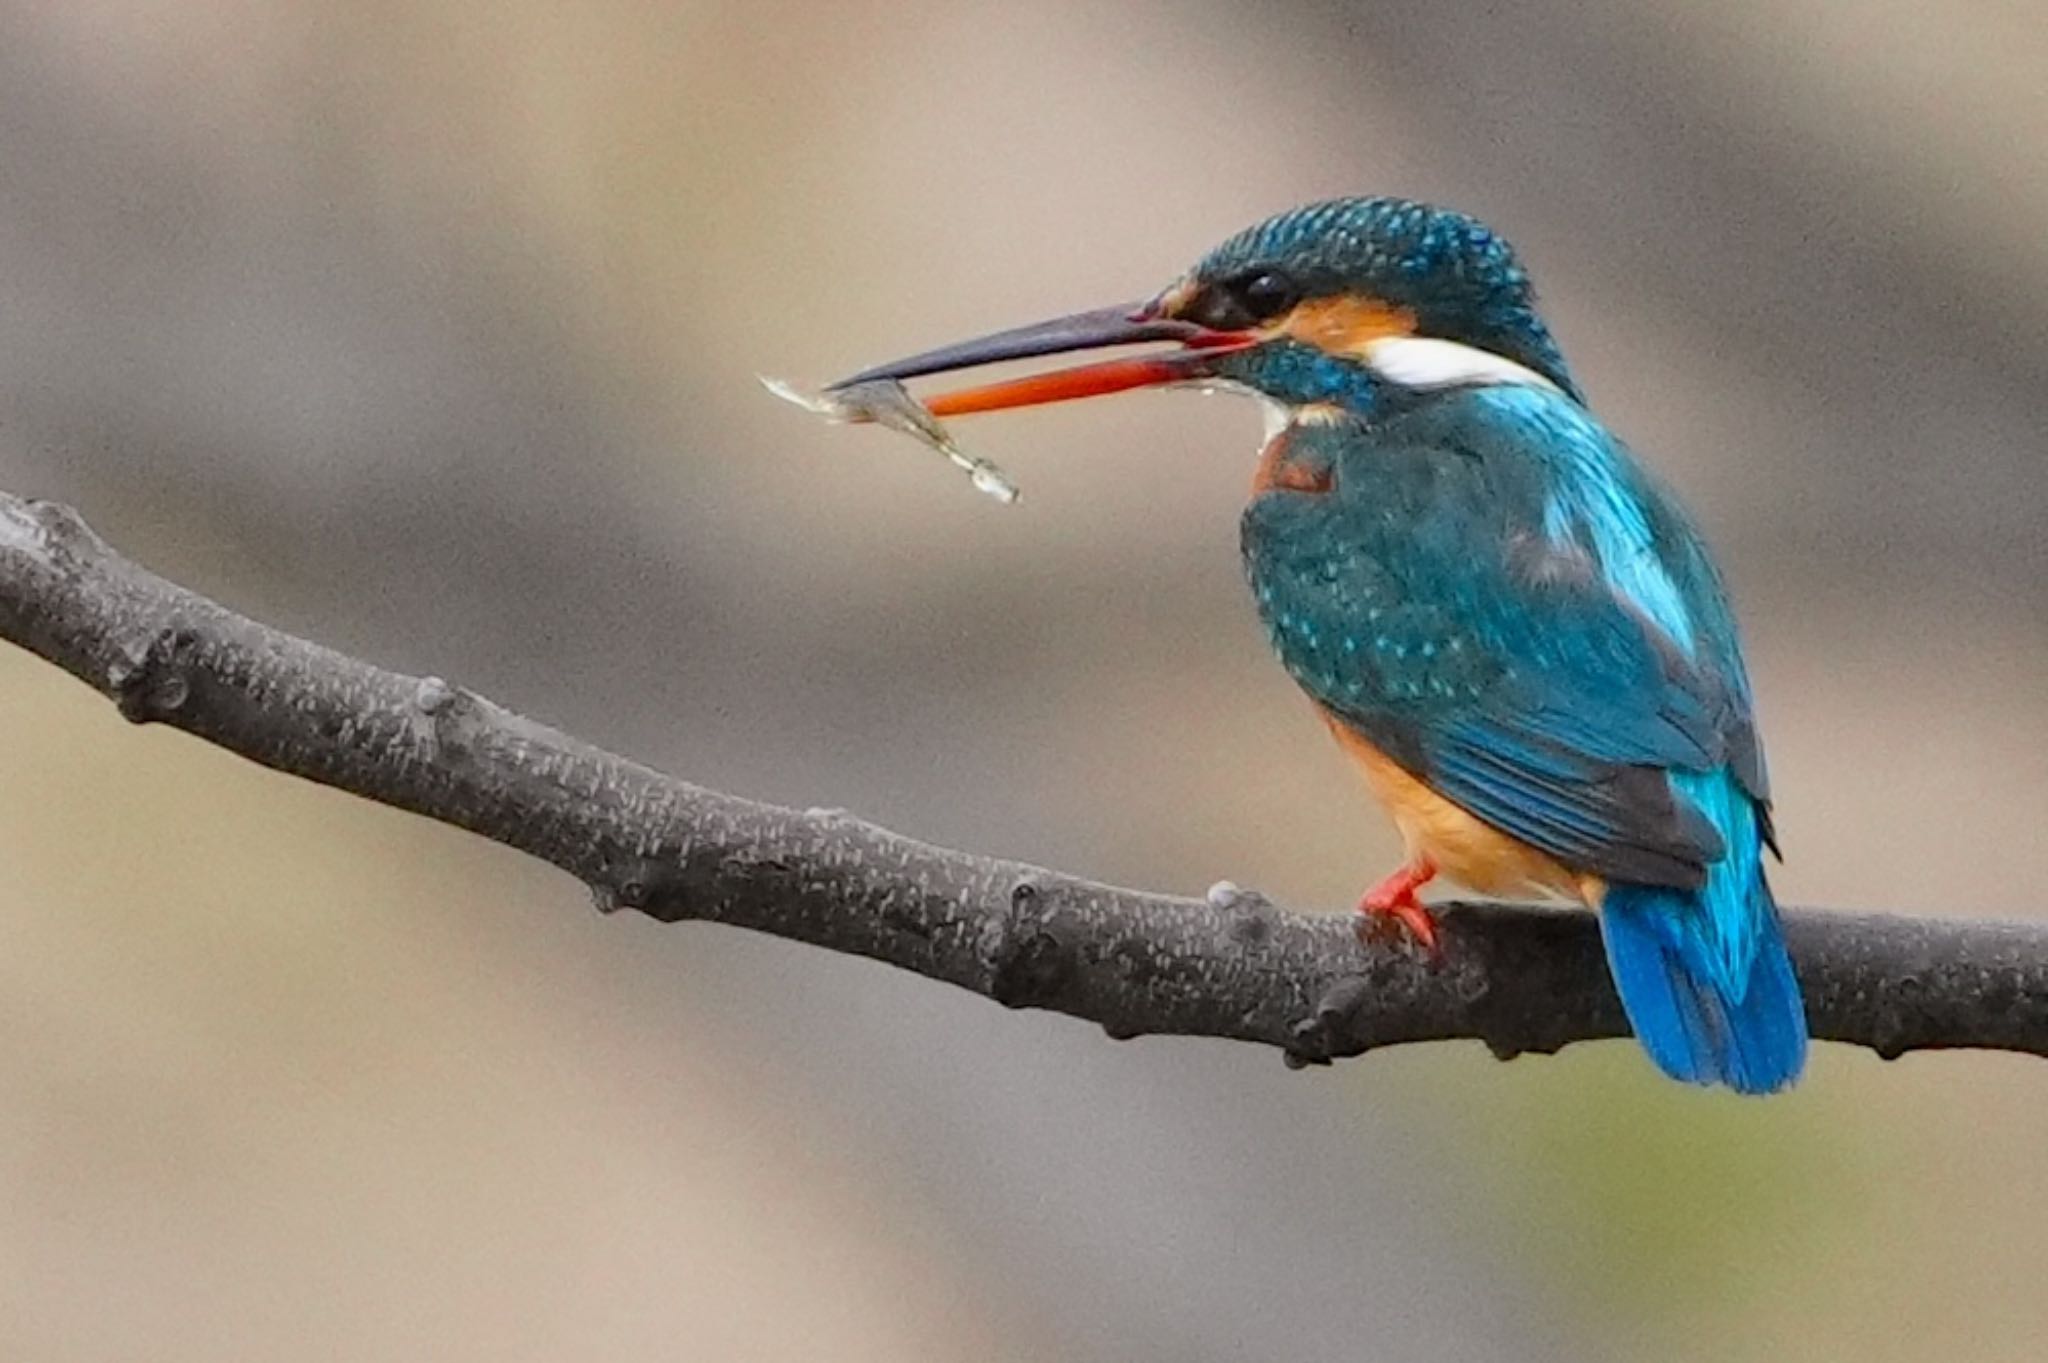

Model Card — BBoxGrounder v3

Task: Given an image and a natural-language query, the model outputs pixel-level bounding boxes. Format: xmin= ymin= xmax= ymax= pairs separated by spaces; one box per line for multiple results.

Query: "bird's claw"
xmin=1354 ymin=898 xmax=1442 ymax=957
xmin=1354 ymin=861 xmax=1443 ymax=959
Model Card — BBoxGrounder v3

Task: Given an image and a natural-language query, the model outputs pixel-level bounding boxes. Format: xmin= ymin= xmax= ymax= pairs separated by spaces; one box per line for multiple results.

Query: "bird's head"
xmin=833 ymin=196 xmax=1579 ymax=427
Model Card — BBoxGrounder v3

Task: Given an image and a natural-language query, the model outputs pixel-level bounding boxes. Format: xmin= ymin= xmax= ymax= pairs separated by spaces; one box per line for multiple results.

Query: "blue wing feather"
xmin=1244 ymin=400 xmax=1737 ymax=887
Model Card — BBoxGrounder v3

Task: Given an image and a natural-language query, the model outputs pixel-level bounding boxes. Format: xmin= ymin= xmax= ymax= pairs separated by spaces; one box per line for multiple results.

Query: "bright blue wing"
xmin=1241 ymin=391 xmax=1759 ymax=888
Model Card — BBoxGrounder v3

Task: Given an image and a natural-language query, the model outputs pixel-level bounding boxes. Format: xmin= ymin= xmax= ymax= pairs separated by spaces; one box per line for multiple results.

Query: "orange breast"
xmin=1321 ymin=712 xmax=1604 ymax=906
xmin=1251 ymin=425 xmax=1334 ymax=497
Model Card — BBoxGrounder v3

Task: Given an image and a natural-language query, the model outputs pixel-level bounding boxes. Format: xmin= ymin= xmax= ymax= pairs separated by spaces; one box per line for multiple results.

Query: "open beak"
xmin=829 ymin=301 xmax=1257 ymax=417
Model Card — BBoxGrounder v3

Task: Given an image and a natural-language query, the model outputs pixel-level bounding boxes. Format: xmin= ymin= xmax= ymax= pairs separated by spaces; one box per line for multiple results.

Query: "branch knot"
xmin=107 ymin=625 xmax=196 ymax=723
xmin=987 ymin=877 xmax=1071 ymax=1009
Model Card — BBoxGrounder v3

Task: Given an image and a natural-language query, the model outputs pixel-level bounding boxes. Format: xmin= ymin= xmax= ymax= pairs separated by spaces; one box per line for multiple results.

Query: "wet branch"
xmin=2 ymin=490 xmax=2043 ymax=1069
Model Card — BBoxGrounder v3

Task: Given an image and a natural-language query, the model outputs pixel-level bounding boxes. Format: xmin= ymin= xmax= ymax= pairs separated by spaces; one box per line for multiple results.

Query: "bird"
xmin=829 ymin=196 xmax=1807 ymax=1093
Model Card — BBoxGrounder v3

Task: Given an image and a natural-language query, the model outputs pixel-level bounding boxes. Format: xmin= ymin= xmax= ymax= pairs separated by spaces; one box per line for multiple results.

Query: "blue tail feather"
xmin=1600 ymin=885 xmax=1806 ymax=1093
xmin=1598 ymin=770 xmax=1807 ymax=1094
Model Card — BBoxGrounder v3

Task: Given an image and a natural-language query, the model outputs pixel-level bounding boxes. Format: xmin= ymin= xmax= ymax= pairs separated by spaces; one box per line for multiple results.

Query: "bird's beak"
xmin=829 ymin=300 xmax=1257 ymax=417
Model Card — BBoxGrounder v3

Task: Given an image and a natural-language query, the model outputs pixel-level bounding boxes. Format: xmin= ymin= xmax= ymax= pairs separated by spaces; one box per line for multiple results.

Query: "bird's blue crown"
xmin=1192 ymin=196 xmax=1579 ymax=402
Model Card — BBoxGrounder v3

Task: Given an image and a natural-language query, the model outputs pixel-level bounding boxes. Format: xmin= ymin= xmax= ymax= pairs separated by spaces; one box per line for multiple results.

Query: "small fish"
xmin=760 ymin=375 xmax=1021 ymax=505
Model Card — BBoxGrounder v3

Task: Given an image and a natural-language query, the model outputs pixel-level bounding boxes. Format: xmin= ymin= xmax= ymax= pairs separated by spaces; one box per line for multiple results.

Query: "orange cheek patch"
xmin=1281 ymin=295 xmax=1416 ymax=356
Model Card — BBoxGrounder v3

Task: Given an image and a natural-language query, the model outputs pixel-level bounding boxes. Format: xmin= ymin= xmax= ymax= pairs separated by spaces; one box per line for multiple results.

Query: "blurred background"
xmin=0 ymin=1 xmax=2044 ymax=1358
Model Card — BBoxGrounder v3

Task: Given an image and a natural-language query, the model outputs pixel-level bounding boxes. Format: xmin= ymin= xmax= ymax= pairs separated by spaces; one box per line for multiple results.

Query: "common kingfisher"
xmin=834 ymin=197 xmax=1808 ymax=1093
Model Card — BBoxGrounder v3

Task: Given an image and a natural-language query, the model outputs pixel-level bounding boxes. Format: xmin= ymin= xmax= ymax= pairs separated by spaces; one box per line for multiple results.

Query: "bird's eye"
xmin=1233 ymin=270 xmax=1300 ymax=321
xmin=1186 ymin=269 xmax=1301 ymax=331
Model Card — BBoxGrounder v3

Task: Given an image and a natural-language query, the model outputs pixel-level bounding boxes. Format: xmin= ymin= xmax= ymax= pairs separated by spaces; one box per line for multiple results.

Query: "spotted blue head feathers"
xmin=1181 ymin=197 xmax=1579 ymax=400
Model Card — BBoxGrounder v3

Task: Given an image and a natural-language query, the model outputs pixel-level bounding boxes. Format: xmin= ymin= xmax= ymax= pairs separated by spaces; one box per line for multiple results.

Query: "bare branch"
xmin=1 ymin=490 xmax=2042 ymax=1068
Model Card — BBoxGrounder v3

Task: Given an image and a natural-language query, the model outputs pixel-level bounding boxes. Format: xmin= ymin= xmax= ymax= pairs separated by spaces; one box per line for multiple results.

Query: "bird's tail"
xmin=1597 ymin=772 xmax=1808 ymax=1094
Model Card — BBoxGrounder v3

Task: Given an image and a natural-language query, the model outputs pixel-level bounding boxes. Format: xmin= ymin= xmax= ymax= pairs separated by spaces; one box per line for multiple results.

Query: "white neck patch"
xmin=1363 ymin=336 xmax=1561 ymax=393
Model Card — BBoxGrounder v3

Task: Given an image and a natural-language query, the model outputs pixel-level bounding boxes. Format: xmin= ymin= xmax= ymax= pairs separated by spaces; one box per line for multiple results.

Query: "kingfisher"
xmin=831 ymin=196 xmax=1807 ymax=1092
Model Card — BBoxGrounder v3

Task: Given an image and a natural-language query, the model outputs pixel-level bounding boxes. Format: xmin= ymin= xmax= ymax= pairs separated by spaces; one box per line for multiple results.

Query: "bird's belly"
xmin=1321 ymin=714 xmax=1600 ymax=904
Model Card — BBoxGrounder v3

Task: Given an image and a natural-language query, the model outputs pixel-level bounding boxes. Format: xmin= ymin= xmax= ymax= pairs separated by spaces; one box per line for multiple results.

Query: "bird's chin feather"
xmin=1170 ymin=376 xmax=1344 ymax=450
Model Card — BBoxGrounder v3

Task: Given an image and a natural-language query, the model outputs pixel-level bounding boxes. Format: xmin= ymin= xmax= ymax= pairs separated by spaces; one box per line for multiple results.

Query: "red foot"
xmin=1356 ymin=860 xmax=1441 ymax=956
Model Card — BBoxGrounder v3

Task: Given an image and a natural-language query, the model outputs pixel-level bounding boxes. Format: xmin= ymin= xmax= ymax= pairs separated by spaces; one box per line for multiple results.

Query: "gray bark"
xmin=2 ymin=490 xmax=2041 ymax=1068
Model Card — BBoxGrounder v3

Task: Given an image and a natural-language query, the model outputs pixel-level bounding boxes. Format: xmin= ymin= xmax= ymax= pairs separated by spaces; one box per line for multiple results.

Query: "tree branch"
xmin=1 ymin=489 xmax=2041 ymax=1069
